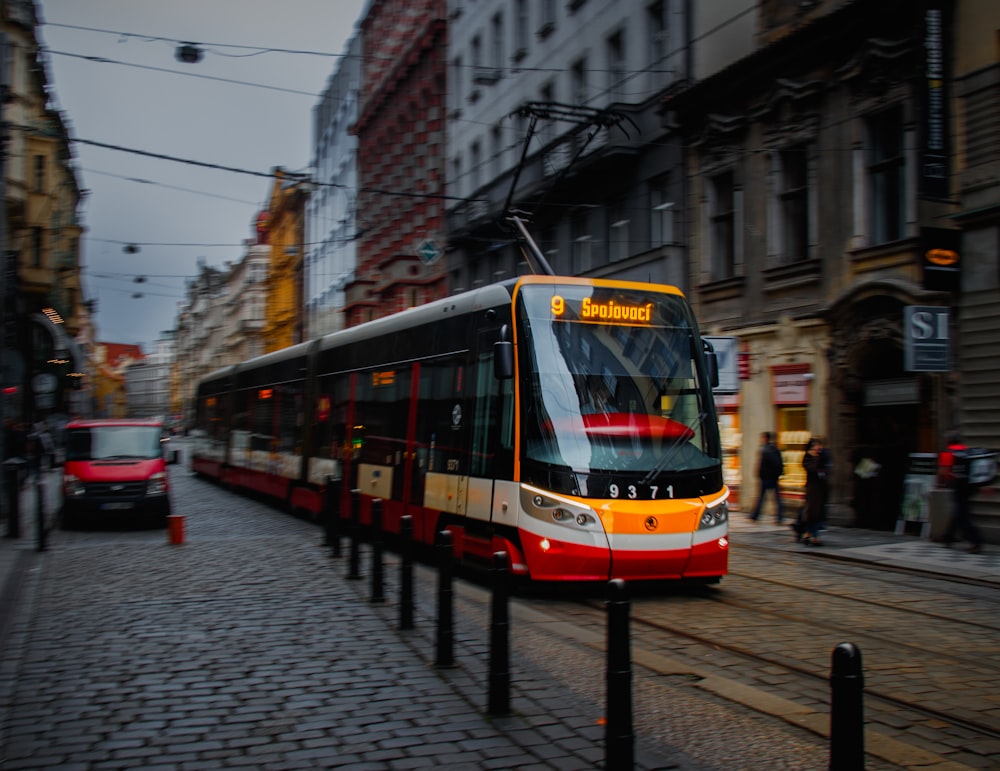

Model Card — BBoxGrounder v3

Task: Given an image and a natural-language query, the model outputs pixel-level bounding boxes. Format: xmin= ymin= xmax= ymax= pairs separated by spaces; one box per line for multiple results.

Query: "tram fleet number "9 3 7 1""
xmin=608 ymin=484 xmax=674 ymax=499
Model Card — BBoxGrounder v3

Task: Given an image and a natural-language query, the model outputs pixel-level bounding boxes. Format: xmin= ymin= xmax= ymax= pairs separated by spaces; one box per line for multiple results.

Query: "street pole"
xmin=1 ymin=32 xmax=9 ymax=524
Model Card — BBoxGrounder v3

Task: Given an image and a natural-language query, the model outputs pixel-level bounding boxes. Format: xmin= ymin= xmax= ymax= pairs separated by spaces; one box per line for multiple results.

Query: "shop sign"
xmin=771 ymin=365 xmax=811 ymax=405
xmin=864 ymin=378 xmax=919 ymax=407
xmin=921 ymin=227 xmax=960 ymax=292
xmin=904 ymin=305 xmax=950 ymax=372
xmin=920 ymin=3 xmax=951 ymax=200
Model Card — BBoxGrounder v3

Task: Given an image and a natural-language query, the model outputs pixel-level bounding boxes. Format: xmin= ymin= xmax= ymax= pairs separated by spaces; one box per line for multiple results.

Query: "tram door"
xmin=468 ymin=327 xmax=515 ymax=525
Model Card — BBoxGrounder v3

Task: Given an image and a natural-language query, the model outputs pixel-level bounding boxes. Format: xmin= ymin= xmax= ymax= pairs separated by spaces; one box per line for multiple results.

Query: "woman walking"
xmin=801 ymin=436 xmax=830 ymax=546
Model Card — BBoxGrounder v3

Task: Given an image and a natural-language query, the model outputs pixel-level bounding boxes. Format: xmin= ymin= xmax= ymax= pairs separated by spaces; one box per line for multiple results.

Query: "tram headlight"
xmin=552 ymin=508 xmax=572 ymax=522
xmin=698 ymin=499 xmax=729 ymax=530
xmin=522 ymin=484 xmax=601 ymax=532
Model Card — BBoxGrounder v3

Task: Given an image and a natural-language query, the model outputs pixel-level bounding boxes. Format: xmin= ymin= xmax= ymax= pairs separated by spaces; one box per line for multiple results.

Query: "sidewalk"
xmin=727 ymin=510 xmax=1000 ymax=585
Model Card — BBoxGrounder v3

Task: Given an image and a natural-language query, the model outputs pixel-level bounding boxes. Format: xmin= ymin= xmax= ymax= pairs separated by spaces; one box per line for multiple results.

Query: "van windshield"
xmin=66 ymin=426 xmax=163 ymax=461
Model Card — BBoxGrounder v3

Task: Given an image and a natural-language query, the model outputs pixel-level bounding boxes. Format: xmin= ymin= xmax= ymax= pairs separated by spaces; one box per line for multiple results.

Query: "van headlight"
xmin=146 ymin=472 xmax=168 ymax=497
xmin=63 ymin=474 xmax=85 ymax=497
xmin=699 ymin=499 xmax=729 ymax=530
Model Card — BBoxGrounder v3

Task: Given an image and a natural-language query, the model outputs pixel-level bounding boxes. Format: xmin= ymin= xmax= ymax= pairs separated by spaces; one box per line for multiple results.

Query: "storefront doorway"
xmin=828 ymin=284 xmax=941 ymax=530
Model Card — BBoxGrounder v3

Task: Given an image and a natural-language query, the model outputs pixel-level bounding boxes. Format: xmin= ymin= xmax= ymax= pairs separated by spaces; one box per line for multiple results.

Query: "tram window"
xmin=417 ymin=358 xmax=467 ymax=474
xmin=251 ymin=389 xmax=273 ymax=452
xmin=354 ymin=366 xmax=411 ymax=464
xmin=278 ymin=383 xmax=304 ymax=454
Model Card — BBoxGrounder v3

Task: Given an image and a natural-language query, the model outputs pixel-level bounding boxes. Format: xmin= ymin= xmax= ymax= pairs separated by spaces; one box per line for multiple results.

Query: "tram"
xmin=191 ymin=275 xmax=728 ymax=583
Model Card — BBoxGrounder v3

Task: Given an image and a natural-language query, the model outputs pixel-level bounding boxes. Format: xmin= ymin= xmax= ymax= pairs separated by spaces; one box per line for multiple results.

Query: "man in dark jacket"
xmin=750 ymin=431 xmax=784 ymax=523
xmin=934 ymin=430 xmax=984 ymax=554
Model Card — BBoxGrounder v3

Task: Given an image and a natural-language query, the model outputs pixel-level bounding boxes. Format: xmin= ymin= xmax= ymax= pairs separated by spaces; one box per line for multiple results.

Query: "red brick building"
xmin=344 ymin=0 xmax=449 ymax=327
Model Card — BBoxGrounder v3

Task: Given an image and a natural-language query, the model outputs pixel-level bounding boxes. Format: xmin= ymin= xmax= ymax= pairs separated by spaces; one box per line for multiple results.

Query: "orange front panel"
xmin=520 ymin=533 xmax=612 ymax=582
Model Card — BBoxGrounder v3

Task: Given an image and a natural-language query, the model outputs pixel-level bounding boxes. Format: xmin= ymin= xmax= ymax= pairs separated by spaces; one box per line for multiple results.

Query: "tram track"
xmin=615 ymin=597 xmax=1000 ymax=744
xmin=734 ymin=540 xmax=1000 ymax=614
xmin=485 ymin=554 xmax=1000 ymax=768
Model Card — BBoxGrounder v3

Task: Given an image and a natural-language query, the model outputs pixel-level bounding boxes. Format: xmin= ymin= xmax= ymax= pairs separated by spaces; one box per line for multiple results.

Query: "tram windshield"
xmin=516 ymin=283 xmax=720 ymax=478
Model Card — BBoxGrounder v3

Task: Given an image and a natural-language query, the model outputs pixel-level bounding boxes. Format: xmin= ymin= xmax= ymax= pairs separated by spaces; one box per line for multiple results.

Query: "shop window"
xmin=718 ymin=403 xmax=742 ymax=507
xmin=777 ymin=407 xmax=809 ymax=502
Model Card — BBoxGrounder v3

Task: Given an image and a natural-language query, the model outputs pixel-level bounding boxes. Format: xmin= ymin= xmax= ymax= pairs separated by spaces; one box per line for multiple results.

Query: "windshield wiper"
xmin=640 ymin=411 xmax=707 ymax=487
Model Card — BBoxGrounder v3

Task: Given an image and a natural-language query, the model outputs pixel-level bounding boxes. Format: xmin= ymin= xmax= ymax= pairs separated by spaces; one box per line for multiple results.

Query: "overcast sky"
xmin=36 ymin=0 xmax=368 ymax=350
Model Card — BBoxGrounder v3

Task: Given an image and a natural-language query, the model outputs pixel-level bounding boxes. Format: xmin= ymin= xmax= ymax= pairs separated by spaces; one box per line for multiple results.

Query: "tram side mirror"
xmin=494 ymin=324 xmax=514 ymax=380
xmin=702 ymin=339 xmax=720 ymax=389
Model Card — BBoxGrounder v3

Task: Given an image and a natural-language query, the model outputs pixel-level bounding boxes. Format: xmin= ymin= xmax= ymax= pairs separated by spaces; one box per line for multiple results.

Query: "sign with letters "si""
xmin=904 ymin=306 xmax=951 ymax=372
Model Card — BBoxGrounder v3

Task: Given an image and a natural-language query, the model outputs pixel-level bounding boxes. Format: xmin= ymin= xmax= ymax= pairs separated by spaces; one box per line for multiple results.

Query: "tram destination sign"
xmin=904 ymin=305 xmax=951 ymax=372
xmin=551 ymin=295 xmax=654 ymax=325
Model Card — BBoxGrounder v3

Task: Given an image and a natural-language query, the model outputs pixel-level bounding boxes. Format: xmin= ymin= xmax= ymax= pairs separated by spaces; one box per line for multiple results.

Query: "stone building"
xmin=262 ymin=169 xmax=309 ymax=352
xmin=125 ymin=333 xmax=174 ymax=418
xmin=307 ymin=30 xmax=361 ymax=338
xmin=662 ymin=0 xmax=997 ymax=535
xmin=1 ymin=0 xmax=87 ymax=427
xmin=344 ymin=0 xmax=449 ymax=327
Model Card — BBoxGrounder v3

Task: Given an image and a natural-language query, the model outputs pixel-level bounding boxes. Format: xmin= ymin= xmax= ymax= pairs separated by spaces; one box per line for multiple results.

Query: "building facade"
xmin=1 ymin=0 xmax=88 ymax=432
xmin=445 ymin=0 xmax=705 ymax=299
xmin=344 ymin=0 xmax=449 ymax=327
xmin=663 ymin=0 xmax=996 ymax=534
xmin=952 ymin=0 xmax=1000 ymax=539
xmin=91 ymin=343 xmax=143 ymax=418
xmin=307 ymin=31 xmax=361 ymax=338
xmin=125 ymin=333 xmax=174 ymax=418
xmin=172 ymin=217 xmax=272 ymax=425
xmin=173 ymin=259 xmax=227 ymax=425
xmin=262 ymin=169 xmax=309 ymax=352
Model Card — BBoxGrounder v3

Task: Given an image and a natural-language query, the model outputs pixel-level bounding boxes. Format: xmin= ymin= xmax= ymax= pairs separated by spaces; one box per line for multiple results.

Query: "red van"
xmin=61 ymin=417 xmax=174 ymax=527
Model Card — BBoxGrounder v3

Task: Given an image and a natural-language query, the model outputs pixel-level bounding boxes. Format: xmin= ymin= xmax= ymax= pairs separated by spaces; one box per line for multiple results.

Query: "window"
xmin=32 ymin=226 xmax=43 ymax=268
xmin=34 ymin=155 xmax=45 ymax=193
xmin=609 ymin=201 xmax=630 ymax=262
xmin=513 ymin=0 xmax=529 ymax=60
xmin=709 ymin=172 xmax=735 ymax=280
xmin=778 ymin=146 xmax=809 ymax=262
xmin=867 ymin=107 xmax=905 ymax=244
xmin=491 ymin=124 xmax=503 ymax=179
xmin=470 ymin=140 xmax=481 ymax=192
xmin=491 ymin=12 xmax=504 ymax=72
xmin=539 ymin=81 xmax=556 ymax=147
xmin=539 ymin=0 xmax=556 ymax=37
xmin=650 ymin=176 xmax=674 ymax=246
xmin=571 ymin=210 xmax=592 ymax=274
xmin=606 ymin=29 xmax=626 ymax=103
xmin=452 ymin=155 xmax=462 ymax=197
xmin=471 ymin=34 xmax=482 ymax=70
xmin=450 ymin=55 xmax=463 ymax=113
xmin=571 ymin=57 xmax=588 ymax=107
xmin=647 ymin=1 xmax=668 ymax=90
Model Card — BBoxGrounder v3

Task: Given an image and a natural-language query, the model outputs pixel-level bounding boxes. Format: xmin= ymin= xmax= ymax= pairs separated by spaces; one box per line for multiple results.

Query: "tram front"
xmin=512 ymin=278 xmax=729 ymax=582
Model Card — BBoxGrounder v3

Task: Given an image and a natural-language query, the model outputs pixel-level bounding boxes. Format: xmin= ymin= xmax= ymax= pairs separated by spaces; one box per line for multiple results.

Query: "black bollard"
xmin=435 ymin=529 xmax=454 ymax=667
xmin=606 ymin=578 xmax=634 ymax=771
xmin=347 ymin=488 xmax=362 ymax=580
xmin=399 ymin=515 xmax=414 ymax=630
xmin=830 ymin=642 xmax=865 ymax=771
xmin=370 ymin=498 xmax=385 ymax=603
xmin=324 ymin=475 xmax=342 ymax=557
xmin=35 ymin=469 xmax=47 ymax=552
xmin=488 ymin=551 xmax=511 ymax=716
xmin=3 ymin=459 xmax=23 ymax=539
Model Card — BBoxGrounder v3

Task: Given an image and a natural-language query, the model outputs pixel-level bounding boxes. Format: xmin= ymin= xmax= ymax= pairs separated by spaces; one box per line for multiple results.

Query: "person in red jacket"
xmin=935 ymin=430 xmax=984 ymax=554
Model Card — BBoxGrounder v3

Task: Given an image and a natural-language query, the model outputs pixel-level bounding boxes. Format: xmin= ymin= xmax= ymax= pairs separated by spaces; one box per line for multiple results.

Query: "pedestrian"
xmin=933 ymin=429 xmax=984 ymax=554
xmin=749 ymin=431 xmax=784 ymax=523
xmin=801 ymin=436 xmax=830 ymax=546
